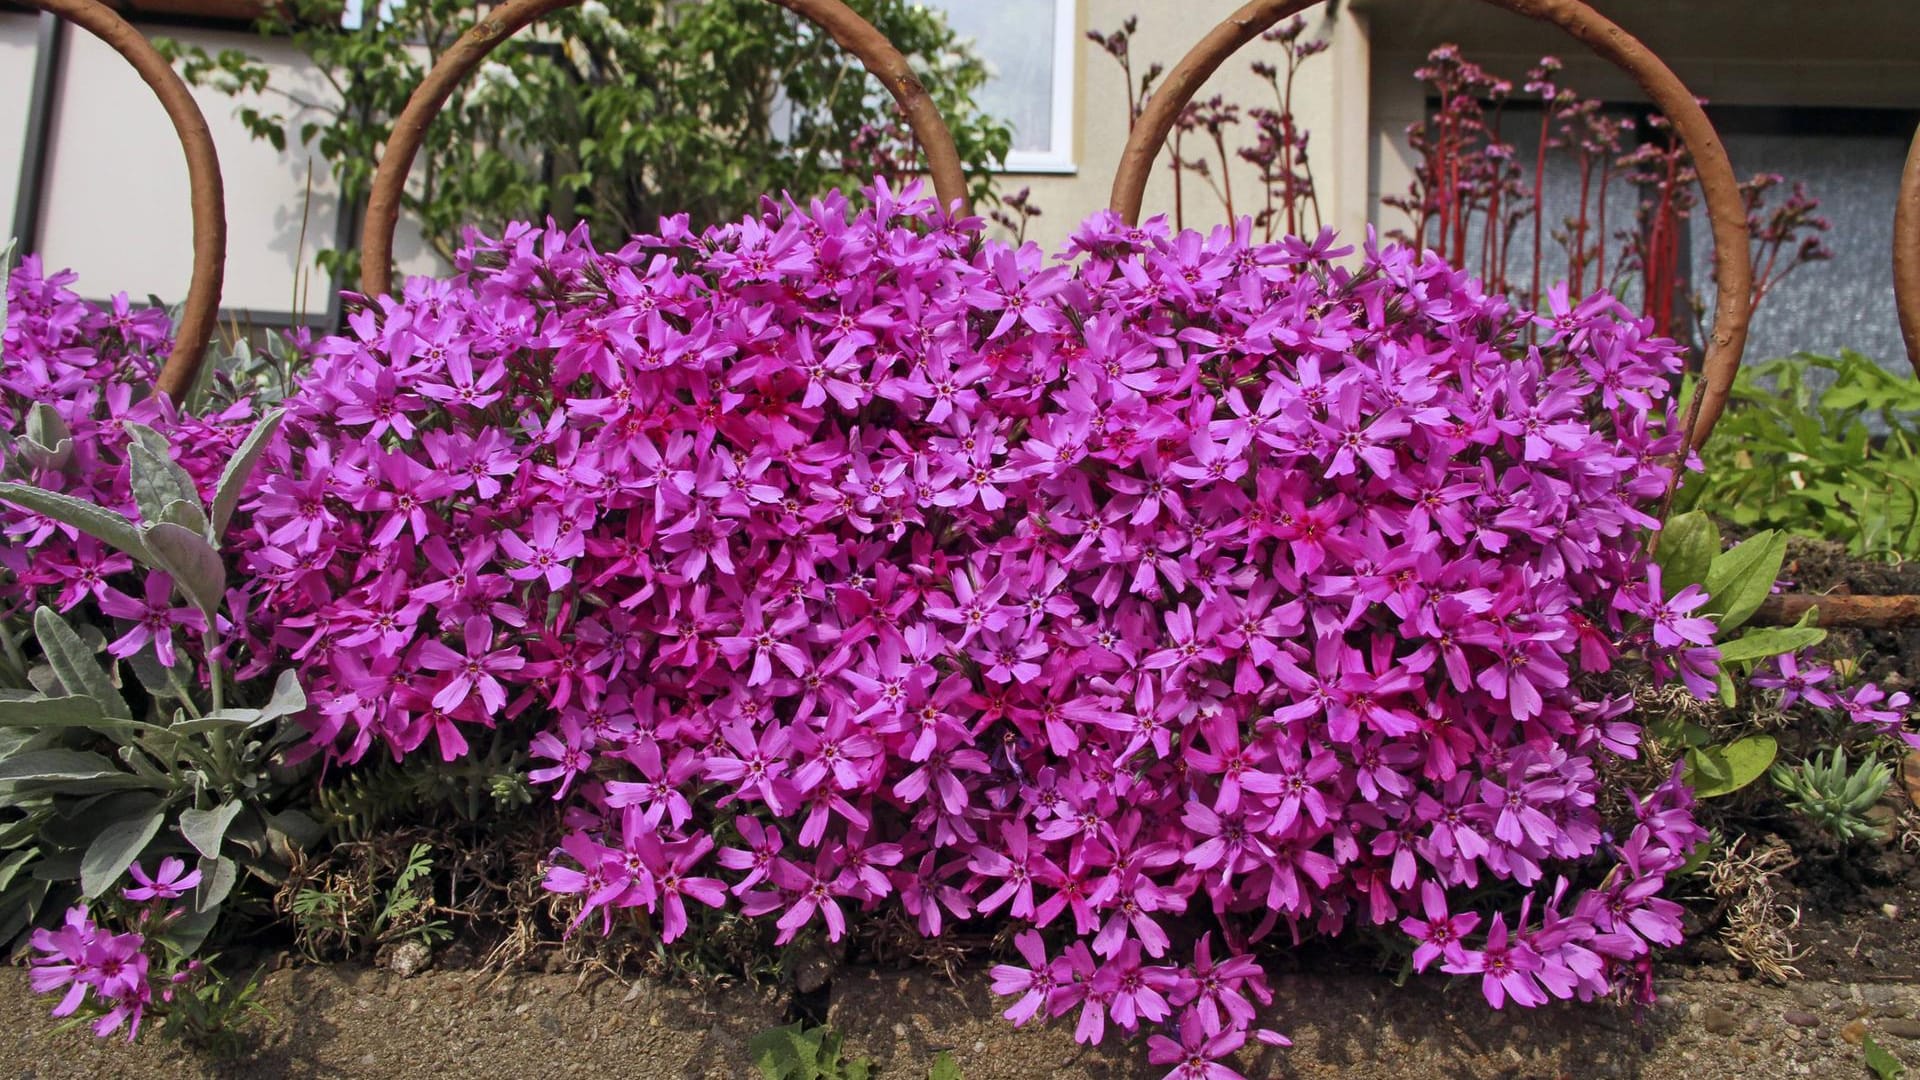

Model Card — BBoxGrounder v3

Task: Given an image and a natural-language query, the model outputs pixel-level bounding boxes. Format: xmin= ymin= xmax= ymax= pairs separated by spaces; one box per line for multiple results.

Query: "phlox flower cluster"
xmin=1752 ymin=651 xmax=1920 ymax=749
xmin=0 ymin=255 xmax=258 ymax=651
xmin=4 ymin=183 xmax=1722 ymax=1072
xmin=220 ymin=184 xmax=1710 ymax=1071
xmin=25 ymin=859 xmax=203 ymax=1039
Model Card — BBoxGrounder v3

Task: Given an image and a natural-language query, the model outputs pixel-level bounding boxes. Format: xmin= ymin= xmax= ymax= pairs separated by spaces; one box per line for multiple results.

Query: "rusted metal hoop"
xmin=20 ymin=0 xmax=226 ymax=401
xmin=1894 ymin=125 xmax=1920 ymax=378
xmin=1110 ymin=0 xmax=1753 ymax=452
xmin=358 ymin=0 xmax=972 ymax=297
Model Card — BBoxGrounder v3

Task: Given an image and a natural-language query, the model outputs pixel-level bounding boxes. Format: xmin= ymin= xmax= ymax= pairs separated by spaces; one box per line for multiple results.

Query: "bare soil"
xmin=4 ymin=959 xmax=1920 ymax=1079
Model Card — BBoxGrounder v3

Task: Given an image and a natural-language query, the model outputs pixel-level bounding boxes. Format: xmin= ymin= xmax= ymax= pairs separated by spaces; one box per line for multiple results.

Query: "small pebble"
xmin=1842 ymin=1019 xmax=1869 ymax=1046
xmin=1883 ymin=1018 xmax=1920 ymax=1040
xmin=1784 ymin=1010 xmax=1820 ymax=1028
xmin=1704 ymin=1007 xmax=1741 ymax=1036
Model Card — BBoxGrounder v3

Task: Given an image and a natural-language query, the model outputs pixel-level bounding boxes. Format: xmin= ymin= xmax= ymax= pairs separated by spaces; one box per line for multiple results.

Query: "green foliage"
xmin=1654 ymin=514 xmax=1816 ymax=711
xmin=160 ymin=0 xmax=1013 ymax=284
xmin=309 ymin=731 xmax=530 ymax=842
xmin=1683 ymin=735 xmax=1778 ymax=799
xmin=0 ymin=415 xmax=317 ymax=953
xmin=291 ymin=840 xmax=451 ymax=954
xmin=1770 ymin=748 xmax=1894 ymax=844
xmin=750 ymin=1022 xmax=872 ymax=1080
xmin=1680 ymin=352 xmax=1920 ymax=560
xmin=1867 ymin=1033 xmax=1908 ymax=1080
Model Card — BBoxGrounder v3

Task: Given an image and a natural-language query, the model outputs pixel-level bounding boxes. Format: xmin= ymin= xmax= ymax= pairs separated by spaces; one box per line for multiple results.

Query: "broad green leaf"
xmin=24 ymin=402 xmax=68 ymax=449
xmin=1715 ymin=626 xmax=1828 ymax=665
xmin=929 ymin=1052 xmax=963 ymax=1080
xmin=259 ymin=669 xmax=306 ymax=723
xmin=0 ymin=748 xmax=120 ymax=784
xmin=0 ymin=695 xmax=106 ymax=728
xmin=1655 ymin=511 xmax=1720 ymax=594
xmin=211 ymin=409 xmax=283 ymax=539
xmin=20 ymin=404 xmax=73 ymax=470
xmin=179 ymin=802 xmax=243 ymax=860
xmin=126 ymin=435 xmax=205 ymax=534
xmin=1703 ymin=530 xmax=1787 ymax=633
xmin=0 ymin=877 xmax=52 ymax=951
xmin=79 ymin=807 xmax=166 ymax=898
xmin=1686 ymin=735 xmax=1778 ymax=798
xmin=264 ymin=807 xmax=323 ymax=849
xmin=193 ymin=854 xmax=236 ymax=912
xmin=158 ymin=497 xmax=210 ymax=534
xmin=32 ymin=607 xmax=131 ymax=721
xmin=159 ymin=898 xmax=220 ymax=955
xmin=142 ymin=522 xmax=226 ymax=618
xmin=0 ymin=850 xmax=33 ymax=894
xmin=128 ymin=646 xmax=195 ymax=701
xmin=1866 ymin=1033 xmax=1907 ymax=1080
xmin=750 ymin=1023 xmax=821 ymax=1080
xmin=0 ymin=482 xmax=147 ymax=564
xmin=1647 ymin=717 xmax=1713 ymax=748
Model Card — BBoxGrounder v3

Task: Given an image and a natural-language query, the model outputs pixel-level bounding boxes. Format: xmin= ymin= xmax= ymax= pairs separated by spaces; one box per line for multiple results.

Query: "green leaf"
xmin=264 ymin=808 xmax=323 ymax=850
xmin=1715 ymin=626 xmax=1828 ymax=665
xmin=126 ymin=433 xmax=207 ymax=536
xmin=751 ymin=1023 xmax=822 ymax=1080
xmin=0 ymin=748 xmax=121 ymax=784
xmin=0 ymin=482 xmax=147 ymax=564
xmin=1866 ymin=1033 xmax=1907 ymax=1079
xmin=141 ymin=522 xmax=227 ymax=618
xmin=0 ymin=695 xmax=106 ymax=728
xmin=0 ymin=238 xmax=13 ymax=335
xmin=1655 ymin=511 xmax=1720 ymax=594
xmin=929 ymin=1052 xmax=963 ymax=1080
xmin=128 ymin=646 xmax=195 ymax=701
xmin=1647 ymin=717 xmax=1713 ymax=748
xmin=1686 ymin=735 xmax=1779 ymax=798
xmin=259 ymin=669 xmax=307 ymax=723
xmin=0 ymin=850 xmax=34 ymax=895
xmin=179 ymin=802 xmax=243 ymax=860
xmin=20 ymin=404 xmax=73 ymax=470
xmin=1703 ymin=530 xmax=1788 ymax=633
xmin=194 ymin=854 xmax=237 ymax=912
xmin=79 ymin=806 xmax=166 ymax=898
xmin=158 ymin=898 xmax=220 ymax=956
xmin=32 ymin=607 xmax=131 ymax=722
xmin=211 ymin=409 xmax=283 ymax=540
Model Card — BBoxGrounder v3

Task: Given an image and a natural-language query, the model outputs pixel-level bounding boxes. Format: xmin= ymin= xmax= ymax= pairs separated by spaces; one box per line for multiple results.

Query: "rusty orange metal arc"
xmin=21 ymin=0 xmax=226 ymax=401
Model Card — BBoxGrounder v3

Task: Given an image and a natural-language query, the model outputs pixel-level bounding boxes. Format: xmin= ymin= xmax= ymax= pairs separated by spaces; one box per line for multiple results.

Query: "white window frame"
xmin=991 ymin=0 xmax=1079 ymax=175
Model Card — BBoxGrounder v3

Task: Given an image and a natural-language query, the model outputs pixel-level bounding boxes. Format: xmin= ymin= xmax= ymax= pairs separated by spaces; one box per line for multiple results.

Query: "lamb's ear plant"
xmin=1650 ymin=513 xmax=1814 ymax=796
xmin=1770 ymin=748 xmax=1894 ymax=844
xmin=0 ymin=410 xmax=318 ymax=953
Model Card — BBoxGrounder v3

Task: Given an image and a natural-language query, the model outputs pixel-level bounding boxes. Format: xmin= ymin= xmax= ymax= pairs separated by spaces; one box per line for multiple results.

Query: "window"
xmin=928 ymin=0 xmax=1076 ymax=173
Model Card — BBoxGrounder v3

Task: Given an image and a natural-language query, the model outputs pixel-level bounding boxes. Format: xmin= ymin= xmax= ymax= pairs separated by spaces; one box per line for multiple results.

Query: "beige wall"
xmin=0 ymin=17 xmax=38 ymax=238
xmin=1002 ymin=0 xmax=1372 ymax=253
xmin=16 ymin=21 xmax=442 ymax=316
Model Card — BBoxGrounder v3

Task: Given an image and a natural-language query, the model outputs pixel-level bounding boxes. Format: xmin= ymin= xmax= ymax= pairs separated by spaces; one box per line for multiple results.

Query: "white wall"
xmin=0 ymin=15 xmax=39 ymax=238
xmin=34 ymin=27 xmax=339 ymax=317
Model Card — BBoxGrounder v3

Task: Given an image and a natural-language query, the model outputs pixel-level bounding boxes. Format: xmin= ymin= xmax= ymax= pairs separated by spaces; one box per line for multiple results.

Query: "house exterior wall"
xmin=1005 ymin=0 xmax=1371 ymax=254
xmin=5 ymin=1 xmax=1919 ymax=327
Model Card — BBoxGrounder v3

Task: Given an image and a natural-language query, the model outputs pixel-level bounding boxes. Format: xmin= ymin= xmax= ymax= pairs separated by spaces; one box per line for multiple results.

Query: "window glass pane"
xmin=1689 ymin=124 xmax=1910 ymax=369
xmin=927 ymin=0 xmax=1057 ymax=155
